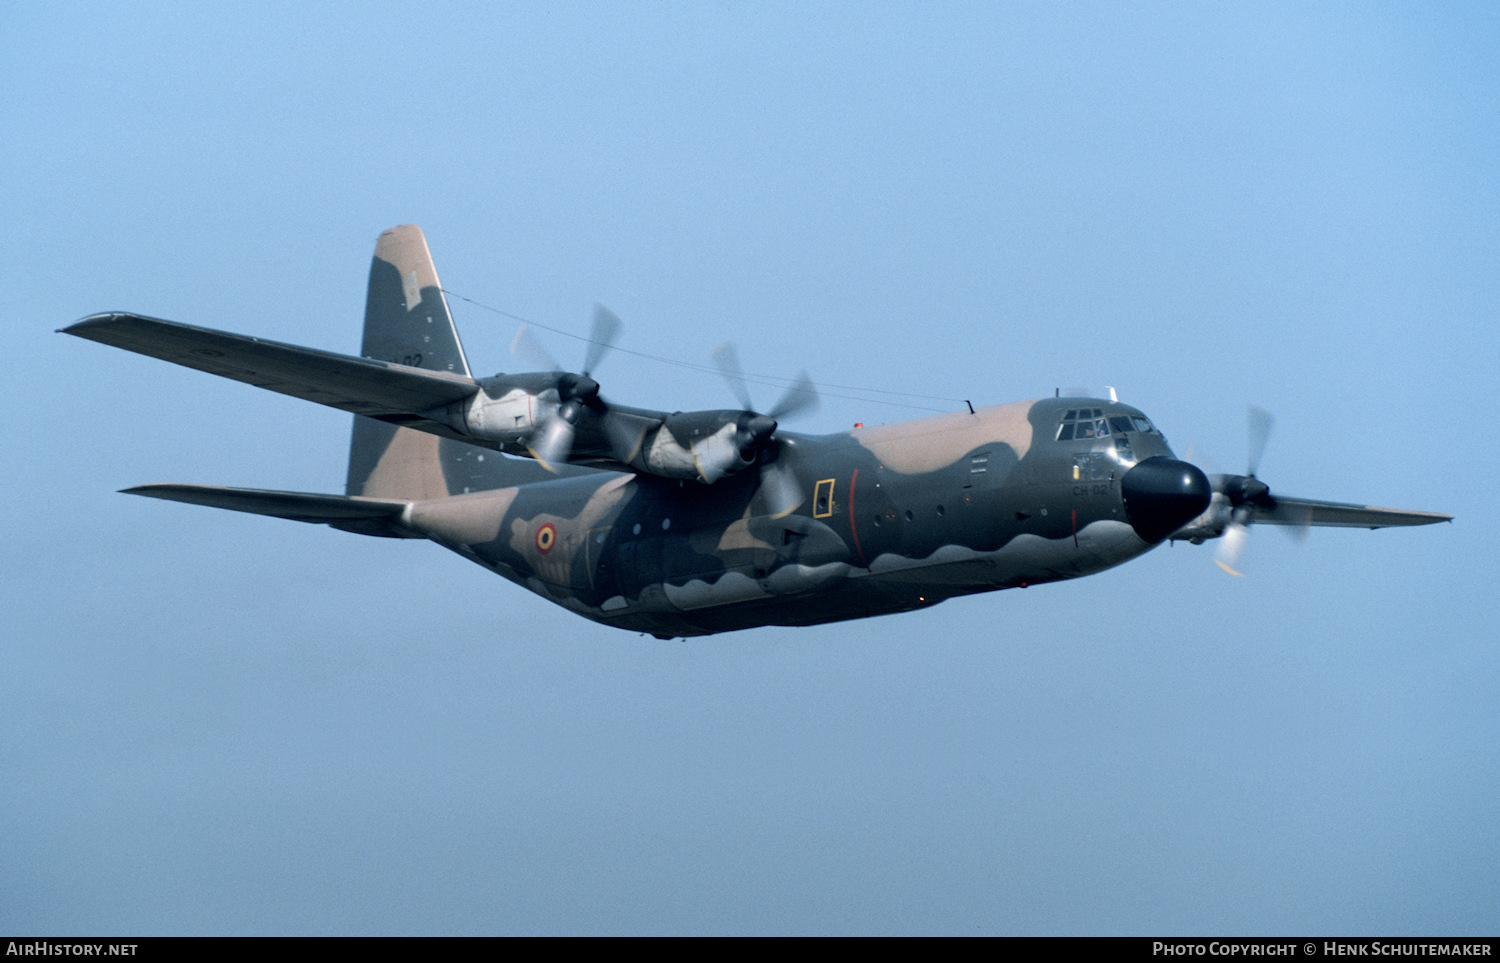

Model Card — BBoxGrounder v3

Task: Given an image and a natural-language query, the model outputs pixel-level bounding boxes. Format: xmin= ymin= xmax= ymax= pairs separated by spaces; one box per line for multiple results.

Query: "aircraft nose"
xmin=1120 ymin=457 xmax=1212 ymax=543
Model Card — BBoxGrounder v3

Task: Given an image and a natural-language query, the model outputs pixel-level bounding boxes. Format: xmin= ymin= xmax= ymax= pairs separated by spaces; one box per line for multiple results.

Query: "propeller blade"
xmin=711 ymin=342 xmax=756 ymax=412
xmin=712 ymin=343 xmax=817 ymax=425
xmin=768 ymin=371 xmax=819 ymax=422
xmin=1277 ymin=502 xmax=1312 ymax=545
xmin=1213 ymin=519 xmax=1251 ymax=576
xmin=601 ymin=409 xmax=649 ymax=464
xmin=760 ymin=458 xmax=803 ymax=519
xmin=583 ymin=304 xmax=622 ymax=376
xmin=1246 ymin=404 xmax=1273 ymax=477
xmin=691 ymin=437 xmax=740 ymax=485
xmin=527 ymin=405 xmax=578 ymax=473
xmin=510 ymin=325 xmax=561 ymax=373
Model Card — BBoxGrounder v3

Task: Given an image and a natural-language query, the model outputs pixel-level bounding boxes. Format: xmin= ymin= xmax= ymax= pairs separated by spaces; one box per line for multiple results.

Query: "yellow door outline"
xmin=813 ymin=478 xmax=835 ymax=518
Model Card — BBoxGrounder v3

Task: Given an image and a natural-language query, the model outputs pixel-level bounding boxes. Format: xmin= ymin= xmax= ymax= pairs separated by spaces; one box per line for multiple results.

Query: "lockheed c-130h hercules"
xmin=64 ymin=225 xmax=1452 ymax=638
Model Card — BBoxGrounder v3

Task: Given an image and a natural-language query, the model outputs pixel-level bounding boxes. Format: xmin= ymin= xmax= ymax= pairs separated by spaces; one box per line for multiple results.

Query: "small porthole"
xmin=632 ymin=522 xmax=641 ymax=535
xmin=936 ymin=505 xmax=945 ymax=517
xmin=661 ymin=518 xmax=671 ymax=531
xmin=904 ymin=509 xmax=914 ymax=521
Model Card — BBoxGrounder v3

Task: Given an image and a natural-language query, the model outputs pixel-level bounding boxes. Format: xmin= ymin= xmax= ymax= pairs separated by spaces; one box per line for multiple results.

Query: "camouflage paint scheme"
xmin=391 ymin=397 xmax=1172 ymax=638
xmin=65 ymin=226 xmax=1452 ymax=639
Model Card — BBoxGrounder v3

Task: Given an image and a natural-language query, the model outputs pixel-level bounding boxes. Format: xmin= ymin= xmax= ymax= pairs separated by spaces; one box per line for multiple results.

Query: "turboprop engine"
xmin=624 ymin=409 xmax=777 ymax=484
xmin=427 ymin=312 xmax=817 ymax=501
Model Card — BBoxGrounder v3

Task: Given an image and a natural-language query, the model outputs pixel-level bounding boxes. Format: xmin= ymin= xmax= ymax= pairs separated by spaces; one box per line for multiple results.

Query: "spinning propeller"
xmin=709 ymin=343 xmax=820 ymax=515
xmin=514 ymin=306 xmax=623 ymax=472
xmin=1211 ymin=405 xmax=1301 ymax=576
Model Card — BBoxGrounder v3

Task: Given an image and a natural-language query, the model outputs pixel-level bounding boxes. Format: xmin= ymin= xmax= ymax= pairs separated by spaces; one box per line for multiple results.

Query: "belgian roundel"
xmin=535 ymin=522 xmax=557 ymax=554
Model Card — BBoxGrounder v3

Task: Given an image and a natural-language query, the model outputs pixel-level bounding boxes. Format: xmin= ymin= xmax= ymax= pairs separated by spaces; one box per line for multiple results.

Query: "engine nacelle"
xmin=435 ymin=373 xmax=565 ymax=448
xmin=439 ymin=383 xmax=768 ymax=486
xmin=625 ymin=411 xmax=757 ymax=485
xmin=1170 ymin=490 xmax=1232 ymax=543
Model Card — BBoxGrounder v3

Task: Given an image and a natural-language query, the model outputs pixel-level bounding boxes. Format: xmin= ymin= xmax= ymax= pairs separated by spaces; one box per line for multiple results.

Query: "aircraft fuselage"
xmin=398 ymin=397 xmax=1202 ymax=637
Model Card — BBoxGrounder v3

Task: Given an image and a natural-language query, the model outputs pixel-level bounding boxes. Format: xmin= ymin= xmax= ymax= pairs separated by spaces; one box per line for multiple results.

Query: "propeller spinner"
xmin=518 ymin=306 xmax=623 ymax=472
xmin=707 ymin=342 xmax=819 ymax=515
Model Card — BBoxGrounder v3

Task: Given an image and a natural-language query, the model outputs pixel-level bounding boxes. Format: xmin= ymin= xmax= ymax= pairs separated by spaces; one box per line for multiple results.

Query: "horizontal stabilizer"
xmin=125 ymin=483 xmax=419 ymax=538
xmin=1253 ymin=497 xmax=1452 ymax=529
xmin=65 ymin=313 xmax=481 ymax=439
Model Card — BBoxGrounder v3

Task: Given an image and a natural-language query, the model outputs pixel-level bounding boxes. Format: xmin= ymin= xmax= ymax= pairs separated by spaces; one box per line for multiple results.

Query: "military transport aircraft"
xmin=64 ymin=226 xmax=1452 ymax=638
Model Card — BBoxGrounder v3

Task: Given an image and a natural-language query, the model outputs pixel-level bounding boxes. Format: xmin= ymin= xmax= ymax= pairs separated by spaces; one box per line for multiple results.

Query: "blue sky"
xmin=4 ymin=2 xmax=1496 ymax=935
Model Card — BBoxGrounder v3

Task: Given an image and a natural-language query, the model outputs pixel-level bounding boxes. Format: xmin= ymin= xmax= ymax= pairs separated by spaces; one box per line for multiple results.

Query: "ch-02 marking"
xmin=63 ymin=223 xmax=1454 ymax=638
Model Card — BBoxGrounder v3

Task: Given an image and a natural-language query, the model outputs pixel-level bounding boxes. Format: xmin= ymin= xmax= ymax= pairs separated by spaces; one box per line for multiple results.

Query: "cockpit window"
xmin=1057 ymin=408 xmax=1156 ymax=442
xmin=1056 ymin=408 xmax=1108 ymax=441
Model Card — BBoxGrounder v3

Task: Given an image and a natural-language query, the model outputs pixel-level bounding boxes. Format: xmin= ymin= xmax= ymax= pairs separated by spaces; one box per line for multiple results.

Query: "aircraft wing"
xmin=64 ymin=312 xmax=481 ymax=432
xmin=1252 ymin=496 xmax=1452 ymax=529
xmin=126 ymin=483 xmax=419 ymax=538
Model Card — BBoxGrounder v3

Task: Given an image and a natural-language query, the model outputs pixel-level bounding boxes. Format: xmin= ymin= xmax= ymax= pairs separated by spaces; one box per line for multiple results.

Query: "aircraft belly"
xmin=659 ymin=571 xmax=770 ymax=610
xmin=585 ymin=522 xmax=1151 ymax=638
xmin=856 ymin=520 xmax=1147 ymax=588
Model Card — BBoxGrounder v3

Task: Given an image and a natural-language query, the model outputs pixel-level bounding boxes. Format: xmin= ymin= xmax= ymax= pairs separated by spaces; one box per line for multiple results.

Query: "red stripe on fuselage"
xmin=849 ymin=468 xmax=867 ymax=567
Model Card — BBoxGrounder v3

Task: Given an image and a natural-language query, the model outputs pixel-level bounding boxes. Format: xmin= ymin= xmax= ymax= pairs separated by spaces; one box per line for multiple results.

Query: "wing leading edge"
xmin=63 ymin=311 xmax=670 ymax=471
xmin=1252 ymin=497 xmax=1452 ymax=529
xmin=64 ymin=312 xmax=482 ymax=441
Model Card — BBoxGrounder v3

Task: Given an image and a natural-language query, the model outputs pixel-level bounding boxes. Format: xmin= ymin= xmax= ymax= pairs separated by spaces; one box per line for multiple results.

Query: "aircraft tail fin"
xmin=346 ymin=225 xmax=471 ymax=500
xmin=345 ymin=225 xmax=574 ymax=499
xmin=358 ymin=224 xmax=471 ymax=377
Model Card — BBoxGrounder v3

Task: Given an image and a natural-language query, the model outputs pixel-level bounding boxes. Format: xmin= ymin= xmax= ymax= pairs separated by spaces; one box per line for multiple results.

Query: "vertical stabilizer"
xmin=345 ymin=226 xmax=579 ymax=499
xmin=347 ymin=226 xmax=468 ymax=499
xmin=360 ymin=225 xmax=470 ymax=376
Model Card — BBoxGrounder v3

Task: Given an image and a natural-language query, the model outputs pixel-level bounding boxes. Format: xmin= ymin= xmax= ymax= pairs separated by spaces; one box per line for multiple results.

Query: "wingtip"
xmin=61 ymin=312 xmax=130 ymax=336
